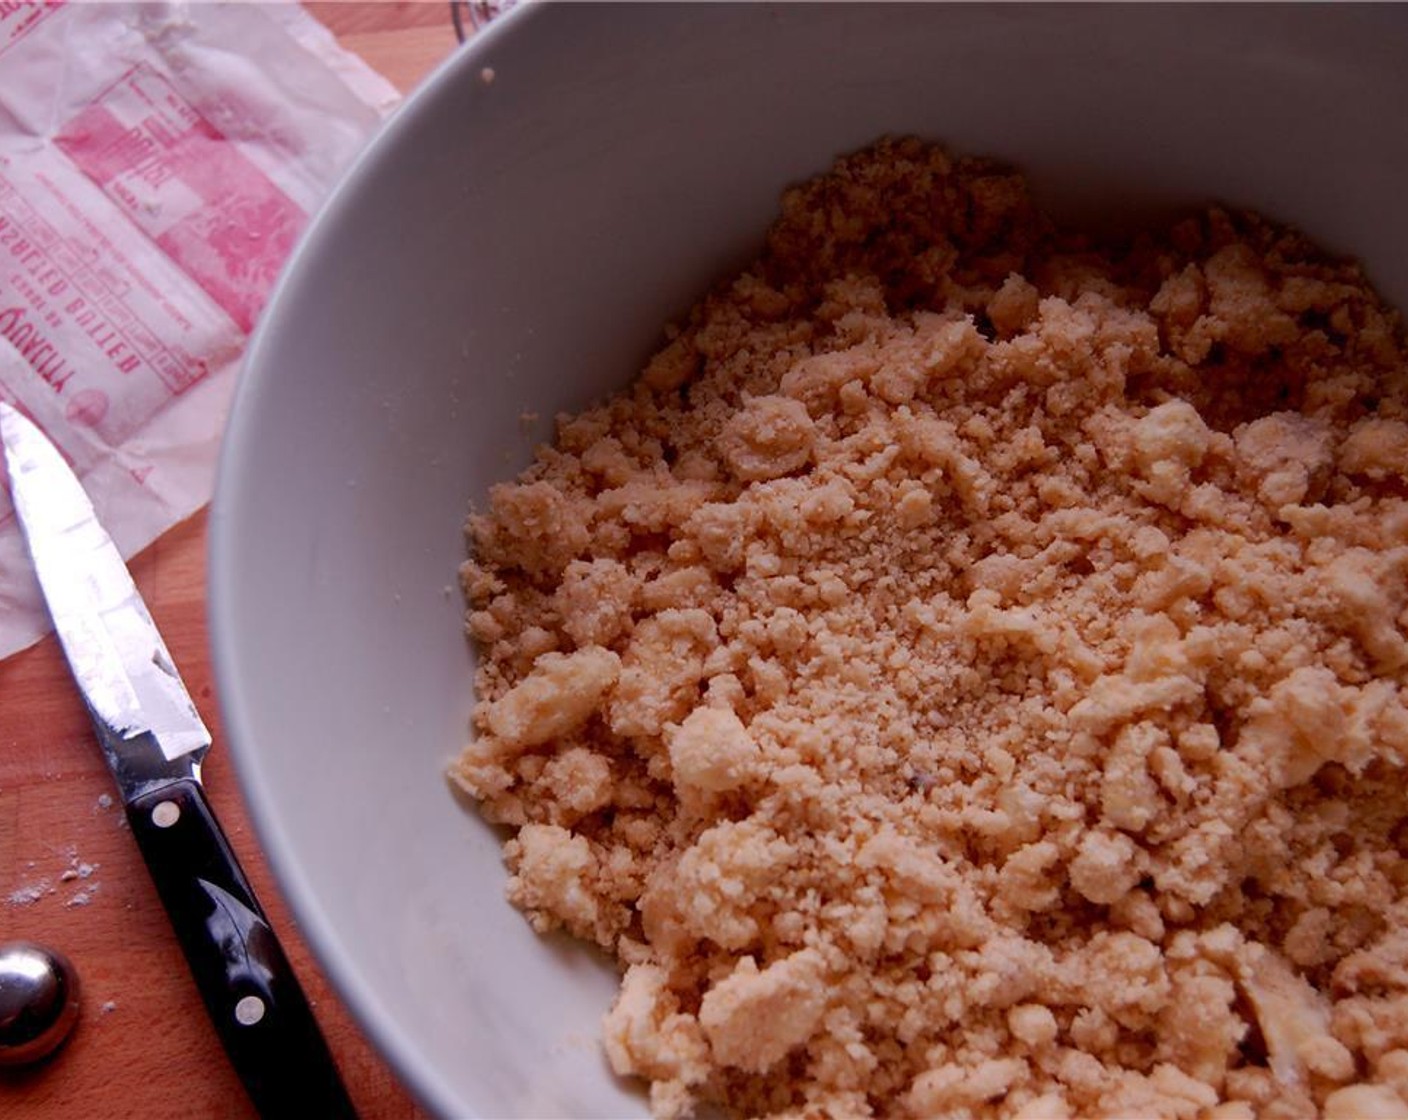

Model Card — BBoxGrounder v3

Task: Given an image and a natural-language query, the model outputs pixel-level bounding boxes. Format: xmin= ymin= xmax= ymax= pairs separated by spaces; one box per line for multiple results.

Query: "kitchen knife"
xmin=0 ymin=401 xmax=356 ymax=1119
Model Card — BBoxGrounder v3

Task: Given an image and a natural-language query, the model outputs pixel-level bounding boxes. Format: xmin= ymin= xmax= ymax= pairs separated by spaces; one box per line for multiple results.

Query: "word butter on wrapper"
xmin=0 ymin=1 xmax=399 ymax=658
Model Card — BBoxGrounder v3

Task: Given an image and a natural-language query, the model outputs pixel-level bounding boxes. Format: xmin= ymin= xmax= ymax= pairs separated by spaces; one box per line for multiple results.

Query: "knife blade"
xmin=1 ymin=401 xmax=356 ymax=1120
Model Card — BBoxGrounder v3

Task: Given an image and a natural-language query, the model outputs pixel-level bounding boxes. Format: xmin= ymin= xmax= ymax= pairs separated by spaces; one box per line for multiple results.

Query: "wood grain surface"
xmin=0 ymin=5 xmax=462 ymax=1117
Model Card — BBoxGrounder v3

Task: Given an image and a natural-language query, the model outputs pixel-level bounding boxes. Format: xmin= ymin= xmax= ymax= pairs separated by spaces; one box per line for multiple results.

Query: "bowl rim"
xmin=206 ymin=6 xmax=1408 ymax=1116
xmin=207 ymin=7 xmax=538 ymax=1117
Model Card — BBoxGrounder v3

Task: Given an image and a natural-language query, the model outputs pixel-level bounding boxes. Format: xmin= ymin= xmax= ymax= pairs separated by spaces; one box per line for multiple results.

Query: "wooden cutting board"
xmin=0 ymin=6 xmax=463 ymax=1117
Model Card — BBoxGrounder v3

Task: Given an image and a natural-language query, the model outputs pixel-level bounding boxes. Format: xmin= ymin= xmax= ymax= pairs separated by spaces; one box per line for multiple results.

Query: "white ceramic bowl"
xmin=210 ymin=6 xmax=1408 ymax=1117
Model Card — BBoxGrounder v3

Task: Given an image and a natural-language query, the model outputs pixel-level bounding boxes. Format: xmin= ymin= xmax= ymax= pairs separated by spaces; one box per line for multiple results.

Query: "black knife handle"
xmin=126 ymin=779 xmax=357 ymax=1120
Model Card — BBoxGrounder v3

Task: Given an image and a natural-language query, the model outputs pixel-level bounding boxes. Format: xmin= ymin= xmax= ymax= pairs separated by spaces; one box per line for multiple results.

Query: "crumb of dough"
xmin=451 ymin=136 xmax=1408 ymax=1118
xmin=697 ymin=948 xmax=828 ymax=1073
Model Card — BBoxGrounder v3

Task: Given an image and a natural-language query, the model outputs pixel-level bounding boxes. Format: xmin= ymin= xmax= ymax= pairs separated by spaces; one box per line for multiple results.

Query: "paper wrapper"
xmin=0 ymin=1 xmax=400 ymax=659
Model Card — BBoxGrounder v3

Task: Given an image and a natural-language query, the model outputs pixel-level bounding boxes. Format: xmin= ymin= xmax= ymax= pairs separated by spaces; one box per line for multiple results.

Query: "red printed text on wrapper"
xmin=0 ymin=1 xmax=63 ymax=58
xmin=55 ymin=64 xmax=306 ymax=336
xmin=0 ymin=166 xmax=224 ymax=445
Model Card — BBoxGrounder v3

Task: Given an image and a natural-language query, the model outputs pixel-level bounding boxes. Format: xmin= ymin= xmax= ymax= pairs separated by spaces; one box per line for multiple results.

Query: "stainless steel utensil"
xmin=0 ymin=941 xmax=80 ymax=1067
xmin=0 ymin=402 xmax=355 ymax=1118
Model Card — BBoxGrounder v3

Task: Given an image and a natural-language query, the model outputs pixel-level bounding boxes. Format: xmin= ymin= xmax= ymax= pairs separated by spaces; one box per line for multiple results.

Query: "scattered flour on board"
xmin=64 ymin=883 xmax=100 ymax=908
xmin=6 ymin=880 xmax=51 ymax=905
xmin=6 ymin=851 xmax=101 ymax=907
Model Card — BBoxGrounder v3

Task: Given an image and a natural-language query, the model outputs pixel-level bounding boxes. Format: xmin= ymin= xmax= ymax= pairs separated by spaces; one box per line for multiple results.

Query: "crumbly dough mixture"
xmin=452 ymin=138 xmax=1408 ymax=1119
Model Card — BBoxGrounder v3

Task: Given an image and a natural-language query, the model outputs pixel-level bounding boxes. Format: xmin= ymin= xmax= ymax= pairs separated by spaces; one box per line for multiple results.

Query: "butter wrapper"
xmin=0 ymin=1 xmax=399 ymax=658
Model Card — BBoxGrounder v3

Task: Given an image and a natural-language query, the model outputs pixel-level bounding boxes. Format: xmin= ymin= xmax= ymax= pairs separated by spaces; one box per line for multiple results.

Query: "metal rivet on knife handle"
xmin=234 ymin=995 xmax=266 ymax=1026
xmin=151 ymin=801 xmax=181 ymax=828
